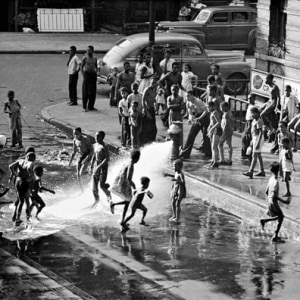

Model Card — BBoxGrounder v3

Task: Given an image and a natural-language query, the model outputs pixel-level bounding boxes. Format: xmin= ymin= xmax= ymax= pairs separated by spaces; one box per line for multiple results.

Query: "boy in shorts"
xmin=164 ymin=159 xmax=186 ymax=224
xmin=90 ymin=131 xmax=111 ymax=208
xmin=280 ymin=137 xmax=294 ymax=197
xmin=29 ymin=165 xmax=55 ymax=221
xmin=69 ymin=127 xmax=93 ymax=188
xmin=111 ymin=150 xmax=140 ymax=225
xmin=218 ymin=102 xmax=233 ymax=165
xmin=122 ymin=176 xmax=154 ymax=229
xmin=243 ymin=107 xmax=265 ymax=179
xmin=260 ymin=162 xmax=290 ymax=242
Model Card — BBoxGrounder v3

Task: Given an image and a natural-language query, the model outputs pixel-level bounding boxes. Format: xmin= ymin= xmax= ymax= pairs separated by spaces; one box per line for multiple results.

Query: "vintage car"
xmin=98 ymin=32 xmax=251 ymax=94
xmin=157 ymin=6 xmax=257 ymax=54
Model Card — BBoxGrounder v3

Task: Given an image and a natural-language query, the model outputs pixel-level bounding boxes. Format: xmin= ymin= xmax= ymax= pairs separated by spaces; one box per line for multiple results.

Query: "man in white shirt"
xmin=67 ymin=46 xmax=81 ymax=106
xmin=180 ymin=90 xmax=210 ymax=159
xmin=159 ymin=49 xmax=175 ymax=76
xmin=281 ymin=85 xmax=299 ymax=122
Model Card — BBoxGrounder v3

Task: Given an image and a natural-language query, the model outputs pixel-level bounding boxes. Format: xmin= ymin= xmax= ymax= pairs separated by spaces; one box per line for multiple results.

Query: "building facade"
xmin=252 ymin=0 xmax=300 ymax=100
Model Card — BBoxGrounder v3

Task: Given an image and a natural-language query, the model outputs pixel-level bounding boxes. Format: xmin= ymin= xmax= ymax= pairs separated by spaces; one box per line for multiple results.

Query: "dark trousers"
xmin=241 ymin=120 xmax=252 ymax=157
xmin=180 ymin=114 xmax=210 ymax=159
xmin=121 ymin=116 xmax=131 ymax=147
xmin=82 ymin=72 xmax=97 ymax=110
xmin=69 ymin=73 xmax=78 ymax=104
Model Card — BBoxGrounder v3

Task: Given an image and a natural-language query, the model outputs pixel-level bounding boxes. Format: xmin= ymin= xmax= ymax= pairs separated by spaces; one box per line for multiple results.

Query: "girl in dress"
xmin=179 ymin=63 xmax=198 ymax=99
xmin=138 ymin=53 xmax=154 ymax=94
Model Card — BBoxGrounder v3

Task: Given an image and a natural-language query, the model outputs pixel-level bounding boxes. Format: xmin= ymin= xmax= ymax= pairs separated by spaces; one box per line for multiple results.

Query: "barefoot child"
xmin=111 ymin=150 xmax=140 ymax=225
xmin=122 ymin=176 xmax=154 ymax=229
xmin=218 ymin=101 xmax=233 ymax=165
xmin=69 ymin=127 xmax=93 ymax=189
xmin=243 ymin=106 xmax=265 ymax=179
xmin=29 ymin=165 xmax=55 ymax=221
xmin=280 ymin=137 xmax=294 ymax=197
xmin=90 ymin=131 xmax=111 ymax=208
xmin=9 ymin=152 xmax=36 ymax=225
xmin=260 ymin=162 xmax=290 ymax=242
xmin=164 ymin=159 xmax=186 ymax=224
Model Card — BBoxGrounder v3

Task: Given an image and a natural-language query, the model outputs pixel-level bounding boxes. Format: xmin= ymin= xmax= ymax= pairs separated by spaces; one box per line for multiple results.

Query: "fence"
xmin=194 ymin=78 xmax=250 ymax=133
xmin=37 ymin=9 xmax=84 ymax=32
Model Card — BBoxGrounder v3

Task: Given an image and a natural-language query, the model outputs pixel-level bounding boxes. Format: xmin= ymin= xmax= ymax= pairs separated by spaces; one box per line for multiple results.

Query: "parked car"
xmin=157 ymin=6 xmax=257 ymax=54
xmin=98 ymin=32 xmax=251 ymax=94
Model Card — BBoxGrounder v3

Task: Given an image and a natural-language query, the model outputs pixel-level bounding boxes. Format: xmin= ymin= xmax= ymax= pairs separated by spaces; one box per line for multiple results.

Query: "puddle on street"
xmin=1 ymin=126 xmax=300 ymax=299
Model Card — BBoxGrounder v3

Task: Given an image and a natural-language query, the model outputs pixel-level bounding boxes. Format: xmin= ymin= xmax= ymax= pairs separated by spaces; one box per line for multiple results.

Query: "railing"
xmin=228 ymin=96 xmax=248 ymax=133
xmin=193 ymin=78 xmax=250 ymax=133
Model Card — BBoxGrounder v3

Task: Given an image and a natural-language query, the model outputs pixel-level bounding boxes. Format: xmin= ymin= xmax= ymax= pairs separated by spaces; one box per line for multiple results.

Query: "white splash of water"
xmin=1 ymin=141 xmax=174 ymax=240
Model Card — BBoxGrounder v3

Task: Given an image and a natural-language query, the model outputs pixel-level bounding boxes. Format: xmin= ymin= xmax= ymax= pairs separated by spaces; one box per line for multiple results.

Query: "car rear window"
xmin=116 ymin=39 xmax=132 ymax=48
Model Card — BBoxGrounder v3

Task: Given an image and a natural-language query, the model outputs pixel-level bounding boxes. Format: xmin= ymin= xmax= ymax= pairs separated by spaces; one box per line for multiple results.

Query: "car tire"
xmin=224 ymin=73 xmax=248 ymax=95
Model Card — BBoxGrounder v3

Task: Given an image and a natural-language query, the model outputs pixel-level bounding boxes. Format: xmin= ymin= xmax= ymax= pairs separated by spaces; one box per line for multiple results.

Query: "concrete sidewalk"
xmin=0 ymin=32 xmax=123 ymax=54
xmin=41 ymin=92 xmax=300 ymax=240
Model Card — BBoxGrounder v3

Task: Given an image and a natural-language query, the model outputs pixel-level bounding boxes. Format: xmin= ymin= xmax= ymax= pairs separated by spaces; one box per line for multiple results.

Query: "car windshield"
xmin=193 ymin=10 xmax=210 ymax=23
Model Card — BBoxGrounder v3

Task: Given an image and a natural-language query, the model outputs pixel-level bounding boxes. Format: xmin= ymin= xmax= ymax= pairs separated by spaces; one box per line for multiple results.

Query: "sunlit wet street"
xmin=1 ymin=54 xmax=300 ymax=299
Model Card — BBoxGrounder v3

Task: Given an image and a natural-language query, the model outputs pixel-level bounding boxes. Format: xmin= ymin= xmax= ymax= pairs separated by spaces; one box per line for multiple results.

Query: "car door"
xmin=180 ymin=42 xmax=211 ymax=81
xmin=231 ymin=11 xmax=252 ymax=48
xmin=205 ymin=11 xmax=231 ymax=49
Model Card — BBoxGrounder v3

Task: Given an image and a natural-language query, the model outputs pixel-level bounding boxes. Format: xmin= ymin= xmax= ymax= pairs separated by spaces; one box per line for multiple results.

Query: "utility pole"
xmin=148 ymin=0 xmax=155 ymax=46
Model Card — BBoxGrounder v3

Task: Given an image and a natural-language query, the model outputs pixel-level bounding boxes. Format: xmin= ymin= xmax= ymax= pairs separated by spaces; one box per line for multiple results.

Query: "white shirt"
xmin=68 ymin=55 xmax=81 ymax=75
xmin=159 ymin=58 xmax=175 ymax=73
xmin=119 ymin=98 xmax=129 ymax=117
xmin=282 ymin=94 xmax=299 ymax=121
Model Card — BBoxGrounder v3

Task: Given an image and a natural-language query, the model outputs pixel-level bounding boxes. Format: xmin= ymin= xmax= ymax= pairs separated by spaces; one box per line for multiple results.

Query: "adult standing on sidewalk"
xmin=67 ymin=46 xmax=81 ymax=106
xmin=180 ymin=90 xmax=210 ymax=159
xmin=81 ymin=45 xmax=98 ymax=112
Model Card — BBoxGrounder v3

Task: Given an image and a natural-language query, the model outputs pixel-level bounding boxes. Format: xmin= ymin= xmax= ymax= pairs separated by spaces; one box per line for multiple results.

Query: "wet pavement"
xmin=0 ymin=38 xmax=299 ymax=299
xmin=41 ymin=90 xmax=300 ymax=240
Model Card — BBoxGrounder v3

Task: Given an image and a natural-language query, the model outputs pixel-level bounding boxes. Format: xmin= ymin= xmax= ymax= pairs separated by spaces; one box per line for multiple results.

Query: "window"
xmin=182 ymin=44 xmax=203 ymax=56
xmin=232 ymin=12 xmax=249 ymax=22
xmin=194 ymin=10 xmax=210 ymax=23
xmin=269 ymin=0 xmax=287 ymax=55
xmin=211 ymin=12 xmax=228 ymax=23
xmin=116 ymin=39 xmax=132 ymax=48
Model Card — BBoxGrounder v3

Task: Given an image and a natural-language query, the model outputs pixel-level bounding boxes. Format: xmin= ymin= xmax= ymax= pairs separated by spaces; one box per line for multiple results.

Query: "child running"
xmin=122 ymin=176 xmax=154 ymax=230
xmin=29 ymin=165 xmax=55 ymax=221
xmin=280 ymin=137 xmax=294 ymax=197
xmin=260 ymin=162 xmax=290 ymax=242
xmin=164 ymin=159 xmax=186 ymax=225
xmin=90 ymin=131 xmax=111 ymax=208
xmin=110 ymin=150 xmax=140 ymax=226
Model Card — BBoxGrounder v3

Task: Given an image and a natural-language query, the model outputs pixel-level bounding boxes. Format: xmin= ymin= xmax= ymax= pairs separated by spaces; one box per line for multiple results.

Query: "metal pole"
xmin=149 ymin=0 xmax=155 ymax=46
xmin=15 ymin=0 xmax=19 ymax=32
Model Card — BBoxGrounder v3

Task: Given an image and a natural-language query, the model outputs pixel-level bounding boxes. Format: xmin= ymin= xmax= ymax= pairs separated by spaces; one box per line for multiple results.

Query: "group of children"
xmin=3 ymin=147 xmax=55 ymax=226
xmin=68 ymin=128 xmax=187 ymax=230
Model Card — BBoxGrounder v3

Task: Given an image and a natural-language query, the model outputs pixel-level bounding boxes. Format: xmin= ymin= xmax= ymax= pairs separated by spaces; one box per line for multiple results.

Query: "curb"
xmin=41 ymin=105 xmax=120 ymax=155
